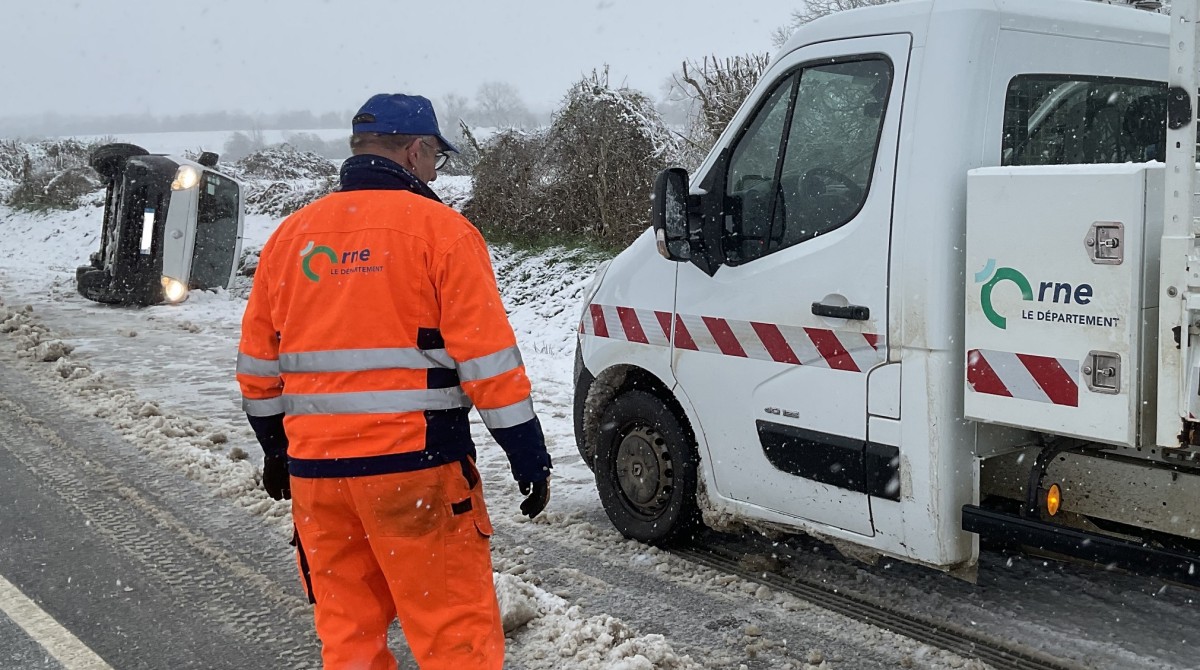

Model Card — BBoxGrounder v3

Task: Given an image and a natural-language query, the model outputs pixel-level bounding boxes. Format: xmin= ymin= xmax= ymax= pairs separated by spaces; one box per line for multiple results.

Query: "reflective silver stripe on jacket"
xmin=284 ymin=388 xmax=471 ymax=415
xmin=243 ymin=395 xmax=286 ymax=417
xmin=236 ymin=353 xmax=281 ymax=378
xmin=458 ymin=346 xmax=523 ymax=382
xmin=477 ymin=397 xmax=536 ymax=430
xmin=279 ymin=348 xmax=455 ymax=373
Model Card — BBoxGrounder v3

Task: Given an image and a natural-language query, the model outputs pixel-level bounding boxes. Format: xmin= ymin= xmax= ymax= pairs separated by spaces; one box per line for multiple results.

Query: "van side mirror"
xmin=651 ymin=167 xmax=692 ymax=261
xmin=197 ymin=152 xmax=219 ymax=168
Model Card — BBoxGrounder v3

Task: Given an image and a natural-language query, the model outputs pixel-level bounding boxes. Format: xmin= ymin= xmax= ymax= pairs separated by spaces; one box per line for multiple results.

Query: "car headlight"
xmin=161 ymin=276 xmax=188 ymax=303
xmin=171 ymin=165 xmax=201 ymax=191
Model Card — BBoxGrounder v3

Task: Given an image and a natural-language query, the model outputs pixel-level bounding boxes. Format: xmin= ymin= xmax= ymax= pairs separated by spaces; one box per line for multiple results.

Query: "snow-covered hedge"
xmin=242 ymin=177 xmax=338 ymax=218
xmin=230 ymin=146 xmax=337 ymax=181
xmin=465 ymin=69 xmax=680 ymax=248
xmin=1 ymin=138 xmax=104 ymax=211
xmin=227 ymin=146 xmax=339 ymax=218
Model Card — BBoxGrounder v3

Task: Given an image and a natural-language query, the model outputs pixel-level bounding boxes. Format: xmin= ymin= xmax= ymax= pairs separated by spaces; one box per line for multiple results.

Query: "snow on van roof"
xmin=778 ymin=0 xmax=1167 ymax=56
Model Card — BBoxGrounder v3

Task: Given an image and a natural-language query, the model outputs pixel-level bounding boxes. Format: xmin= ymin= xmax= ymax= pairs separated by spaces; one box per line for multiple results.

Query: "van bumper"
xmin=962 ymin=504 xmax=1200 ymax=587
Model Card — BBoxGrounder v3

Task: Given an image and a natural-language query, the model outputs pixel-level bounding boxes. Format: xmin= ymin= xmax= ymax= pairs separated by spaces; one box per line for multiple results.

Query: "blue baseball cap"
xmin=352 ymin=93 xmax=459 ymax=153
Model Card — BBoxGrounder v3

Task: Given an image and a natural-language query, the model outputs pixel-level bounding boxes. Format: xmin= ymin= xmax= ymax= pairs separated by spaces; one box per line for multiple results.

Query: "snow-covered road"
xmin=0 ymin=193 xmax=1195 ymax=669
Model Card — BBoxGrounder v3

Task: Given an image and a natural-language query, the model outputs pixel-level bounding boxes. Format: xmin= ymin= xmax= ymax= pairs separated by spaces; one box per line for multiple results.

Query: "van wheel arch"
xmin=576 ymin=364 xmax=696 ymax=470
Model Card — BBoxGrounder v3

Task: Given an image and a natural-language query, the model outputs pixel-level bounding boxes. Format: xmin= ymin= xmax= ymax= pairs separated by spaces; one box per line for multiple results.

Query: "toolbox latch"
xmin=1085 ymin=221 xmax=1124 ymax=265
xmin=1082 ymin=351 xmax=1121 ymax=394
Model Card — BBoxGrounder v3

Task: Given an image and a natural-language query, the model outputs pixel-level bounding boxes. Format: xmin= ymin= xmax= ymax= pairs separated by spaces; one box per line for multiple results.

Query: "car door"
xmin=672 ymin=35 xmax=908 ymax=536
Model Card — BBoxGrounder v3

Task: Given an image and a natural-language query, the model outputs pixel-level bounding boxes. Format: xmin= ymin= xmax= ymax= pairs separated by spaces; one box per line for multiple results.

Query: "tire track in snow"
xmin=0 ymin=355 xmax=320 ymax=669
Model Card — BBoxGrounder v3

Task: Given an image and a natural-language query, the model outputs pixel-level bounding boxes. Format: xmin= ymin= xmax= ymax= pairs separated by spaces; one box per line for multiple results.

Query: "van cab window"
xmin=1002 ymin=75 xmax=1166 ymax=166
xmin=722 ymin=58 xmax=892 ymax=264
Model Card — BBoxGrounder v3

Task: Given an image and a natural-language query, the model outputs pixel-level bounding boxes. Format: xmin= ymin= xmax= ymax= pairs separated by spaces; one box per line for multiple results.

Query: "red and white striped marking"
xmin=580 ymin=303 xmax=882 ymax=373
xmin=966 ymin=349 xmax=1079 ymax=407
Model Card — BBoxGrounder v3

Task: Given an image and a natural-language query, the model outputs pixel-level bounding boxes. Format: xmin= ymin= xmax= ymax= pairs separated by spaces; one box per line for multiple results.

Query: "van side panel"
xmin=884 ymin=8 xmax=1003 ymax=566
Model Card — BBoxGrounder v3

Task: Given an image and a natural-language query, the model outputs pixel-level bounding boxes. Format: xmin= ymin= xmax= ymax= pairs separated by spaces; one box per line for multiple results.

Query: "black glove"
xmin=518 ymin=479 xmax=549 ymax=518
xmin=263 ymin=452 xmax=291 ymax=500
xmin=248 ymin=414 xmax=290 ymax=500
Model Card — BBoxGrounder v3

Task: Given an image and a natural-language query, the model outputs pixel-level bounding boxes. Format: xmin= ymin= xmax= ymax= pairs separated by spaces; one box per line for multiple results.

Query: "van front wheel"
xmin=594 ymin=390 xmax=700 ymax=545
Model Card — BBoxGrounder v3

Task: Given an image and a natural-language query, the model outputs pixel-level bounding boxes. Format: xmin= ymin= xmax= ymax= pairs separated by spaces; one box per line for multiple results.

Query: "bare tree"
xmin=771 ymin=0 xmax=897 ymax=47
xmin=474 ymin=81 xmax=535 ymax=128
xmin=431 ymin=93 xmax=481 ymax=175
xmin=656 ymin=75 xmax=696 ymax=128
xmin=675 ymin=53 xmax=771 ymax=159
xmin=222 ymin=127 xmax=267 ymax=161
xmin=438 ymin=119 xmax=481 ymax=177
xmin=436 ymin=92 xmax=474 ymax=127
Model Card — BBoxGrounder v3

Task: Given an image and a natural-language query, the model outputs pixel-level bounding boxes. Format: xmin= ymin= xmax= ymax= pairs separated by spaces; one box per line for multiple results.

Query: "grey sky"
xmin=2 ymin=1 xmax=797 ymax=119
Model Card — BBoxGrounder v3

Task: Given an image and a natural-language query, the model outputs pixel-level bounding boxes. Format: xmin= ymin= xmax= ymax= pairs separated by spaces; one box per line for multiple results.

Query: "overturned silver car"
xmin=77 ymin=143 xmax=244 ymax=305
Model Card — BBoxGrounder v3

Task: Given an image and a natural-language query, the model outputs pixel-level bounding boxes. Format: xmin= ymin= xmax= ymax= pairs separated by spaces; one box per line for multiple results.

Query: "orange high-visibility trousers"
xmin=290 ymin=459 xmax=504 ymax=670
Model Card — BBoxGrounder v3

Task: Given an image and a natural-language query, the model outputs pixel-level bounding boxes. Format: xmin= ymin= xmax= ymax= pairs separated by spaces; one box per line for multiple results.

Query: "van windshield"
xmin=190 ymin=171 xmax=240 ymax=288
xmin=1002 ymin=75 xmax=1167 ymax=166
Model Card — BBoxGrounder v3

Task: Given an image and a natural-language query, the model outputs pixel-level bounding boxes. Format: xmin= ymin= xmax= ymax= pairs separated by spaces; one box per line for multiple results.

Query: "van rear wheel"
xmin=89 ymin=143 xmax=148 ymax=181
xmin=594 ymin=390 xmax=700 ymax=545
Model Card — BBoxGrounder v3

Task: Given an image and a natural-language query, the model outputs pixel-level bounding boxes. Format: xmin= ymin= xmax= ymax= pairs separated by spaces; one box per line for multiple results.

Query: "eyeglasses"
xmin=419 ymin=139 xmax=450 ymax=170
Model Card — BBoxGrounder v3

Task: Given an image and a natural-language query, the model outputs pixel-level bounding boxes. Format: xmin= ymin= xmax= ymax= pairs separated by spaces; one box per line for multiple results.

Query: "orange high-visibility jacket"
xmin=236 ymin=184 xmax=550 ymax=482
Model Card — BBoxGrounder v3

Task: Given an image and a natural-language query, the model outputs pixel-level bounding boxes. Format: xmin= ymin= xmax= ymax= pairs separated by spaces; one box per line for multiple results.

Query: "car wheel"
xmin=89 ymin=143 xmax=148 ymax=181
xmin=594 ymin=390 xmax=701 ymax=545
xmin=75 ymin=268 xmax=112 ymax=302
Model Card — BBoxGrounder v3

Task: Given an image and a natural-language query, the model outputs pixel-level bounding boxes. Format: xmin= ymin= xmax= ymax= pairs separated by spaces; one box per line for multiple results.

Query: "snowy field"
xmin=63 ymin=129 xmax=349 ymax=158
xmin=0 ymin=169 xmax=1012 ymax=669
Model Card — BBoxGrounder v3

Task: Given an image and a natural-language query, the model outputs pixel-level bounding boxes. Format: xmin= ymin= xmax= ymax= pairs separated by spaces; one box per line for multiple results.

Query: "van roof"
xmin=779 ymin=0 xmax=1167 ymax=54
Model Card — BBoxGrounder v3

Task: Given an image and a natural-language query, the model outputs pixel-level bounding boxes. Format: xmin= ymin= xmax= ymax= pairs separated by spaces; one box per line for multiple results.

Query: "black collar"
xmin=338 ymin=154 xmax=442 ymax=203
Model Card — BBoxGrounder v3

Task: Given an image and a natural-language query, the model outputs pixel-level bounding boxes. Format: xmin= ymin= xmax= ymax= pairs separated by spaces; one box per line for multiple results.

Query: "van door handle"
xmin=811 ymin=302 xmax=870 ymax=320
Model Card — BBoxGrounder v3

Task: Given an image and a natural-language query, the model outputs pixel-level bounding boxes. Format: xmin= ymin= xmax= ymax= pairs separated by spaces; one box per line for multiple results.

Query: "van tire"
xmin=594 ymin=390 xmax=700 ymax=545
xmin=89 ymin=143 xmax=148 ymax=181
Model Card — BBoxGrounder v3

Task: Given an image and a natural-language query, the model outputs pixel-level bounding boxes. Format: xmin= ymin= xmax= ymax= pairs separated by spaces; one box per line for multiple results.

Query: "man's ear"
xmin=400 ymin=138 xmax=422 ymax=169
xmin=387 ymin=138 xmax=413 ymax=171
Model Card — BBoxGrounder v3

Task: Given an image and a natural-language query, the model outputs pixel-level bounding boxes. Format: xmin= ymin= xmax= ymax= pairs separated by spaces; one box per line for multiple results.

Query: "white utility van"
xmin=573 ymin=0 xmax=1200 ymax=584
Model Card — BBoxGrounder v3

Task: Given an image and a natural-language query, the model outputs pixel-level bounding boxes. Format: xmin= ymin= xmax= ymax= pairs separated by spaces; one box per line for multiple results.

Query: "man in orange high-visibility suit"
xmin=236 ymin=92 xmax=552 ymax=670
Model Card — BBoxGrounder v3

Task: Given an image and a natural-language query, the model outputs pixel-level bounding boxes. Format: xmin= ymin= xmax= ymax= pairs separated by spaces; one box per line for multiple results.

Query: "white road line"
xmin=0 ymin=574 xmax=114 ymax=670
